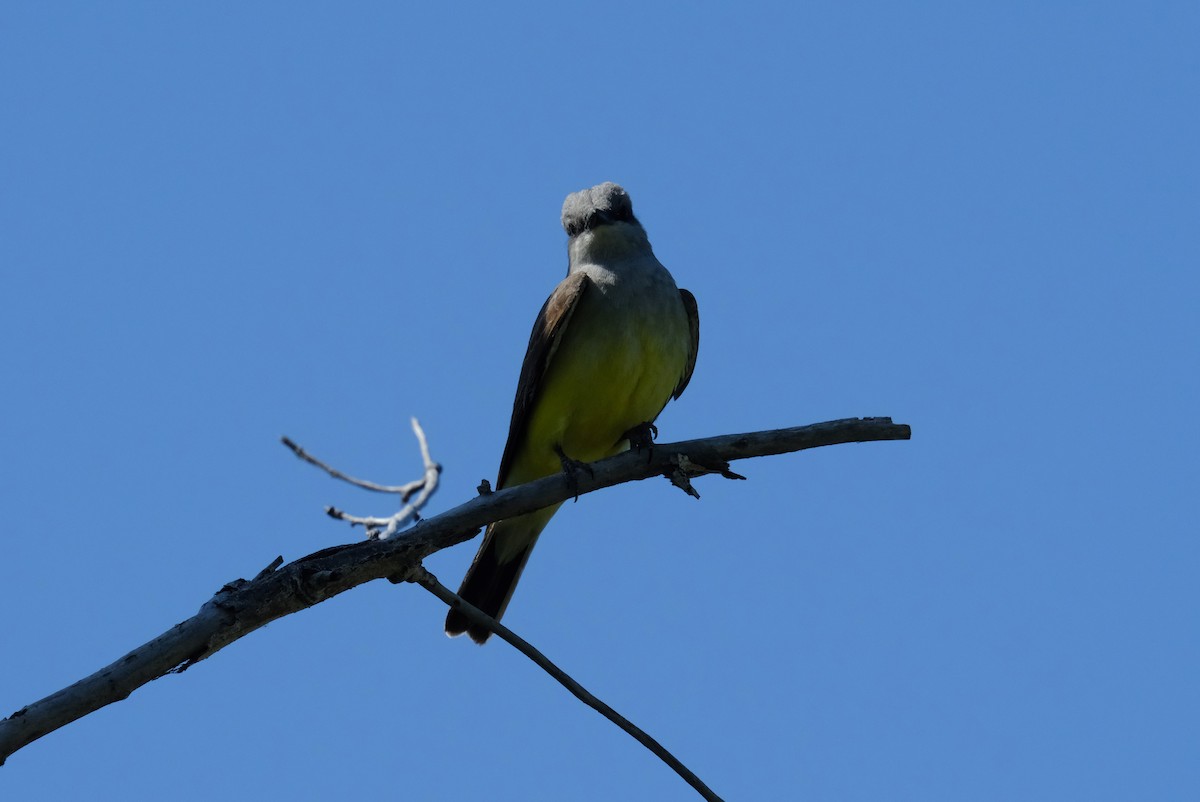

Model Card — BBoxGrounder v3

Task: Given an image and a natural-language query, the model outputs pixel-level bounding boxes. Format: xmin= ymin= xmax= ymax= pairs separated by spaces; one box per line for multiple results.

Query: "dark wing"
xmin=673 ymin=288 xmax=700 ymax=400
xmin=495 ymin=271 xmax=591 ymax=488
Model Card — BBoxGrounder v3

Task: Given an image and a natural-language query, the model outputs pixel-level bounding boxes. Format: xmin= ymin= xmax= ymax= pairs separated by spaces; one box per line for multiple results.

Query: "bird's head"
xmin=561 ymin=182 xmax=639 ymax=237
xmin=561 ymin=183 xmax=651 ymax=264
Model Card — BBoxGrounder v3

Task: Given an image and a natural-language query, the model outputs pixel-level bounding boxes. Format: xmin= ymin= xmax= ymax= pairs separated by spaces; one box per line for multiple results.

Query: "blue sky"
xmin=2 ymin=3 xmax=1197 ymax=800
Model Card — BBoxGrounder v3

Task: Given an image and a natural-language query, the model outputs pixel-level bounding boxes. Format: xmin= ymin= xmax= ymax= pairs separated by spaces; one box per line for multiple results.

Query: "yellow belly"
xmin=503 ymin=290 xmax=686 ymax=489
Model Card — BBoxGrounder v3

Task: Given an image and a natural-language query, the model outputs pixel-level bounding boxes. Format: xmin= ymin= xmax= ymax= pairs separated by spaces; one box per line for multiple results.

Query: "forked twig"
xmin=282 ymin=417 xmax=441 ymax=539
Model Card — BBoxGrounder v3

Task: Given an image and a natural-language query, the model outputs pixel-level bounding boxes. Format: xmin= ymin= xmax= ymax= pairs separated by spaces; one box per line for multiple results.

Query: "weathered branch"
xmin=0 ymin=417 xmax=910 ymax=765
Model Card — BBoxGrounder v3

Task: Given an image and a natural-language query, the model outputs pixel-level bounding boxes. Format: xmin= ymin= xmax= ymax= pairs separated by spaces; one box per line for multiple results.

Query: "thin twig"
xmin=283 ymin=418 xmax=442 ymax=539
xmin=411 ymin=566 xmax=725 ymax=802
xmin=378 ymin=418 xmax=442 ymax=539
xmin=281 ymin=435 xmax=425 ymax=496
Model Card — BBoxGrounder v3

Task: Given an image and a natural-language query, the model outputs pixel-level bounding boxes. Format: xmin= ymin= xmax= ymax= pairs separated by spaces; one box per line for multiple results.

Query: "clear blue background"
xmin=3 ymin=3 xmax=1197 ymax=800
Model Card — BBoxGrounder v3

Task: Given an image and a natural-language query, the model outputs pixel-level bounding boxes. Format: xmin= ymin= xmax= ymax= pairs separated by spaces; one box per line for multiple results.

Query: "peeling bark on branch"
xmin=0 ymin=417 xmax=909 ymax=764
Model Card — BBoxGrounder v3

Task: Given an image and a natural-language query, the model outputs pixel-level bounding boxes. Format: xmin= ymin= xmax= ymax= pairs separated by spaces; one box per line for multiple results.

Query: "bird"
xmin=444 ymin=182 xmax=699 ymax=643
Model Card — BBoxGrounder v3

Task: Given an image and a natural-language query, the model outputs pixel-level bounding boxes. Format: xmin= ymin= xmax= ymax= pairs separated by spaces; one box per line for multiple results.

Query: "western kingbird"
xmin=444 ymin=182 xmax=699 ymax=643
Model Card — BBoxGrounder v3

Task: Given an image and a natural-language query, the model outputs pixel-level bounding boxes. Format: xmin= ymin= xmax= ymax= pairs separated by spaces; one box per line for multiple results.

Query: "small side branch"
xmin=411 ymin=566 xmax=725 ymax=802
xmin=284 ymin=418 xmax=442 ymax=538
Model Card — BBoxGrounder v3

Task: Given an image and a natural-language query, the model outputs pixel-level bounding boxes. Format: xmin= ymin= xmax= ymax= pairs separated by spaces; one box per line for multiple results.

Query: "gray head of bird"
xmin=561 ymin=182 xmax=640 ymax=237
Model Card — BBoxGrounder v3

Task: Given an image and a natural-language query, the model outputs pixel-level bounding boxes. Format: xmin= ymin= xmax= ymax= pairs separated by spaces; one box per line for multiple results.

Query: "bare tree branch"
xmin=412 ymin=566 xmax=726 ymax=802
xmin=0 ymin=417 xmax=910 ymax=766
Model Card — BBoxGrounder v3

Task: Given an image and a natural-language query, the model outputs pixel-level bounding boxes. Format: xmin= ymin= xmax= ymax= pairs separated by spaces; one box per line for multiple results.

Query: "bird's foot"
xmin=554 ymin=444 xmax=594 ymax=502
xmin=622 ymin=421 xmax=658 ymax=462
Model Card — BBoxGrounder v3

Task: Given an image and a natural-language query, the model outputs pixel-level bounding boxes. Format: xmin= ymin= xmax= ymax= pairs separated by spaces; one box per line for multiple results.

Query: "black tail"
xmin=444 ymin=524 xmax=537 ymax=644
